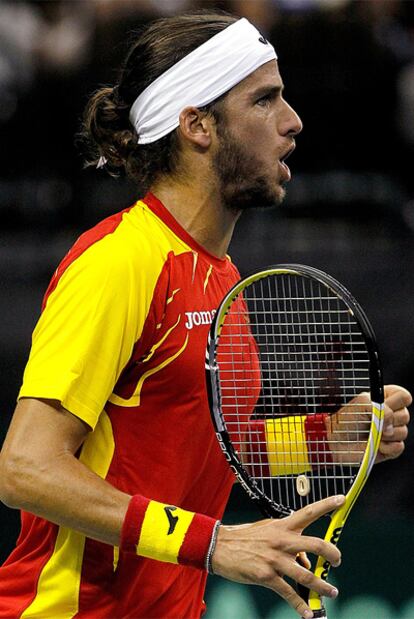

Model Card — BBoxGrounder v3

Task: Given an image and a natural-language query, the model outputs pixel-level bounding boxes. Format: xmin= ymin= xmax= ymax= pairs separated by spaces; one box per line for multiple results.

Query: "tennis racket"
xmin=205 ymin=264 xmax=384 ymax=618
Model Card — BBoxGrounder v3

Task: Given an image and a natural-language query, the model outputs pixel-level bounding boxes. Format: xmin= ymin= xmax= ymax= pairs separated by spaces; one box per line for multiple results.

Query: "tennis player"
xmin=0 ymin=11 xmax=410 ymax=619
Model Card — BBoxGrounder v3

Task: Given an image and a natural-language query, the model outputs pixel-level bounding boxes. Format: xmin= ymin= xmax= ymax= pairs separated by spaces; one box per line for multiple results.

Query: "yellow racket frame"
xmin=308 ymin=400 xmax=384 ymax=615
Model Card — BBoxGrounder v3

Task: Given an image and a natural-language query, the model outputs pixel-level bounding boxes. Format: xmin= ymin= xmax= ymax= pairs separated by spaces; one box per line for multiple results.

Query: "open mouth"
xmin=278 ymin=143 xmax=296 ymax=183
xmin=280 ymin=143 xmax=295 ymax=164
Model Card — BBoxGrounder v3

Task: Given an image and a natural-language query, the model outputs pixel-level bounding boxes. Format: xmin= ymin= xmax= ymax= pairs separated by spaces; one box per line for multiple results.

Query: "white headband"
xmin=129 ymin=18 xmax=277 ymax=144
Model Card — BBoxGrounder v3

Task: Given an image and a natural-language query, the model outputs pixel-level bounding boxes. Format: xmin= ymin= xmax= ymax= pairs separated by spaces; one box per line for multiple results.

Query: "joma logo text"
xmin=185 ymin=310 xmax=216 ymax=330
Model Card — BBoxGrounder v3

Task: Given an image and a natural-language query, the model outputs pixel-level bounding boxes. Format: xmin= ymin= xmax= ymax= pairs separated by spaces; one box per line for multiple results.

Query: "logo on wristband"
xmin=164 ymin=506 xmax=179 ymax=535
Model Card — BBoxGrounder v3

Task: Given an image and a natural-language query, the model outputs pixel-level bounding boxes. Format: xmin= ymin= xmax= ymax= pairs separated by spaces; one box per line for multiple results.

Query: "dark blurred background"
xmin=1 ymin=0 xmax=414 ymax=616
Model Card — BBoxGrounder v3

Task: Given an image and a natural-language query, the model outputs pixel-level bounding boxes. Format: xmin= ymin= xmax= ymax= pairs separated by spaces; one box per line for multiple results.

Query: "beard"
xmin=212 ymin=126 xmax=286 ymax=212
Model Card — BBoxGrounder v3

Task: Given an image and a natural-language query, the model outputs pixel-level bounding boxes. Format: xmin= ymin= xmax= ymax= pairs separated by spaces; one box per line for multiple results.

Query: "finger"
xmin=297 ymin=551 xmax=311 ymax=570
xmin=280 ymin=535 xmax=341 ymax=568
xmin=290 ymin=495 xmax=345 ymax=530
xmin=286 ymin=560 xmax=339 ymax=600
xmin=378 ymin=440 xmax=405 ymax=460
xmin=384 ymin=385 xmax=412 ymax=410
xmin=393 ymin=408 xmax=410 ymax=426
xmin=383 ymin=408 xmax=410 ymax=436
xmin=295 ymin=536 xmax=341 ymax=567
xmin=380 ymin=425 xmax=408 ymax=443
xmin=268 ymin=575 xmax=315 ymax=619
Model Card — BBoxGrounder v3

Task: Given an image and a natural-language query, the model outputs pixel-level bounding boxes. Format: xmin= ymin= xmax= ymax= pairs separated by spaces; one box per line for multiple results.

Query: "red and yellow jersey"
xmin=0 ymin=193 xmax=240 ymax=619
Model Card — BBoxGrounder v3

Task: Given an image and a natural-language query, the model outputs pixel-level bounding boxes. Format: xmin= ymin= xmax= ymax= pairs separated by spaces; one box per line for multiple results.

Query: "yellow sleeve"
xmin=19 ymin=232 xmax=152 ymax=429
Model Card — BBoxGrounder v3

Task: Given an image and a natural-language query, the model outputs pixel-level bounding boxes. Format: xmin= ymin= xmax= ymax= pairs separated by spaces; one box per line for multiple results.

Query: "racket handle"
xmin=295 ymin=556 xmax=327 ymax=619
xmin=295 ymin=556 xmax=312 ymax=614
xmin=295 ymin=558 xmax=309 ymax=605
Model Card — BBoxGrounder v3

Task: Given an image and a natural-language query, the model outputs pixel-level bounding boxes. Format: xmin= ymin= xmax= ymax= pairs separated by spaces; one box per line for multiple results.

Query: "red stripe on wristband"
xmin=120 ymin=494 xmax=150 ymax=554
xmin=305 ymin=414 xmax=333 ymax=466
xmin=178 ymin=512 xmax=217 ymax=570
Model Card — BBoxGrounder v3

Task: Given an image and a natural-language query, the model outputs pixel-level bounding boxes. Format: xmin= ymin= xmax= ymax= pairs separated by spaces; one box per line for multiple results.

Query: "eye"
xmin=256 ymin=94 xmax=272 ymax=107
xmin=255 ymin=89 xmax=280 ymax=108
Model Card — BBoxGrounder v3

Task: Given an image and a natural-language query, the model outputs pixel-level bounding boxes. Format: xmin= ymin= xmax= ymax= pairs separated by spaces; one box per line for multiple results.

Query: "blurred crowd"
xmin=1 ymin=0 xmax=414 ymax=229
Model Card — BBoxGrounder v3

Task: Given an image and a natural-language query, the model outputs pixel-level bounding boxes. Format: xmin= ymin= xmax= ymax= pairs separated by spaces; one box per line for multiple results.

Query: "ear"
xmin=178 ymin=106 xmax=214 ymax=149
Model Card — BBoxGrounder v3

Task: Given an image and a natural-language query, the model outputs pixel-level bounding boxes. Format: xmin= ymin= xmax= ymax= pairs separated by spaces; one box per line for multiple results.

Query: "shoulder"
xmin=75 ymin=200 xmax=190 ymax=271
xmin=43 ymin=203 xmax=185 ymax=310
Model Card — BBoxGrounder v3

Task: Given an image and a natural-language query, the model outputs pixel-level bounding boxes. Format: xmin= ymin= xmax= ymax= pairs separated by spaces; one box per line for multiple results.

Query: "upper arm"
xmin=18 ymin=242 xmax=142 ymax=430
xmin=0 ymin=398 xmax=90 ymax=503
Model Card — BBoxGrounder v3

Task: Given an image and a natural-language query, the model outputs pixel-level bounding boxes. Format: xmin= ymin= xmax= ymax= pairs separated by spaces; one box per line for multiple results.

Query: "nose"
xmin=279 ymin=99 xmax=303 ymax=137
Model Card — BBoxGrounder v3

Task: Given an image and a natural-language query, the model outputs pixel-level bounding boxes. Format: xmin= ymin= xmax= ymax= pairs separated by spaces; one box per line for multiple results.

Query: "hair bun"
xmin=80 ymin=85 xmax=138 ymax=174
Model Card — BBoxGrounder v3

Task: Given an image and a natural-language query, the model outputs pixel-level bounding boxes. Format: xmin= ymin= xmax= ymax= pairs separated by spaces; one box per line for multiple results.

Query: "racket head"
xmin=206 ymin=264 xmax=384 ymax=614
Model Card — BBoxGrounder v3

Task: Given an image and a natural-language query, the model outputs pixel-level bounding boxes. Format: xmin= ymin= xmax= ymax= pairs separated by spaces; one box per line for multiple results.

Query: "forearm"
xmin=0 ymin=398 xmax=130 ymax=545
xmin=1 ymin=446 xmax=131 ymax=547
xmin=0 ymin=398 xmax=217 ymax=565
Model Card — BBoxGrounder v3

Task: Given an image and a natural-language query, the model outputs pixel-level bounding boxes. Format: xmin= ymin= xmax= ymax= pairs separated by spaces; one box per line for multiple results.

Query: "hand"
xmin=211 ymin=495 xmax=345 ymax=619
xmin=324 ymin=385 xmax=411 ymax=465
xmin=376 ymin=384 xmax=411 ymax=463
xmin=325 ymin=392 xmax=372 ymax=465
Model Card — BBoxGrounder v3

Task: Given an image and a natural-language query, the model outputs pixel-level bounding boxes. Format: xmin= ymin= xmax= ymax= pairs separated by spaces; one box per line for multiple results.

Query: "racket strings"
xmin=216 ymin=273 xmax=372 ymax=512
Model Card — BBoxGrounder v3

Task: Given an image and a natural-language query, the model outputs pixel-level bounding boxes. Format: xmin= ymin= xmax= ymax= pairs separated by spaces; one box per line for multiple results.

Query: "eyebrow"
xmin=252 ymin=85 xmax=284 ymax=99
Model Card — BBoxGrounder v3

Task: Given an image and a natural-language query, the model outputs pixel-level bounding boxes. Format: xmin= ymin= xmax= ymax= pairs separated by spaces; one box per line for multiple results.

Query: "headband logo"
xmin=258 ymin=36 xmax=269 ymax=45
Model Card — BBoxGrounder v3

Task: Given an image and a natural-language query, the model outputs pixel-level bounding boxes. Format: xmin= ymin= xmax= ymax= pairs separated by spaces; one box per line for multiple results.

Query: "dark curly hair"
xmin=80 ymin=10 xmax=237 ymax=192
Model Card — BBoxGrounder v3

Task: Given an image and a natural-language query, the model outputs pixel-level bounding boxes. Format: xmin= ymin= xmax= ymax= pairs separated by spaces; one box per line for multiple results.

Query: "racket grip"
xmin=295 ymin=555 xmax=310 ymax=606
xmin=295 ymin=556 xmax=328 ymax=619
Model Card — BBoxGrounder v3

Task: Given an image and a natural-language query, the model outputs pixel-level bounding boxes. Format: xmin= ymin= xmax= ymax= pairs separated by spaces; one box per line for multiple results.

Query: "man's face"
xmin=212 ymin=60 xmax=302 ymax=211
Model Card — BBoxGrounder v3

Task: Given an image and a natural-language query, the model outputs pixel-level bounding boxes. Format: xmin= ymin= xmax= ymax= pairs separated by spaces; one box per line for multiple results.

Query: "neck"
xmin=149 ymin=175 xmax=241 ymax=259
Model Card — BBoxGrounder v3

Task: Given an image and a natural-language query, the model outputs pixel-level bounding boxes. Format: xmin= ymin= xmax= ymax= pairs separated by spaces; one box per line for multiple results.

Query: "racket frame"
xmin=206 ymin=264 xmax=384 ymax=618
